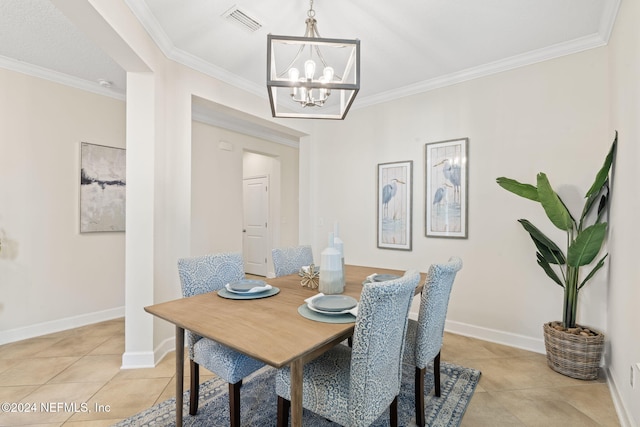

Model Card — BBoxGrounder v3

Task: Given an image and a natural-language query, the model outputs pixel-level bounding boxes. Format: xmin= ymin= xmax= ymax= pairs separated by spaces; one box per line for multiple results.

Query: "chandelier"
xmin=267 ymin=0 xmax=360 ymax=120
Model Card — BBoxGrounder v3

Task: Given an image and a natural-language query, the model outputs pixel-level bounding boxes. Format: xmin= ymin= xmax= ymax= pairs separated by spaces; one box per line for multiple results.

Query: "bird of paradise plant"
xmin=496 ymin=133 xmax=617 ymax=329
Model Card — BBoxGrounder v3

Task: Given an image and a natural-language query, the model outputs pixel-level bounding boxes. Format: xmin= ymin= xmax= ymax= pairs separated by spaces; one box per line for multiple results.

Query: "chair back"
xmin=348 ymin=269 xmax=420 ymax=427
xmin=415 ymin=256 xmax=463 ymax=368
xmin=177 ymin=252 xmax=245 ymax=298
xmin=271 ymin=245 xmax=314 ymax=277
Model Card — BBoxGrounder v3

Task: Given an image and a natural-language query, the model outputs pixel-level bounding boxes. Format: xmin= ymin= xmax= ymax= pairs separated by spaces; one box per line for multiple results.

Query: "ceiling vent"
xmin=222 ymin=5 xmax=262 ymax=32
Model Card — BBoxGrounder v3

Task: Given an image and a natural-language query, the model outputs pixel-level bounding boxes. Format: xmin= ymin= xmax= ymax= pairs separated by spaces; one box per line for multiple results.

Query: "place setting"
xmin=298 ymin=293 xmax=359 ymax=323
xmin=362 ymin=273 xmax=401 ymax=285
xmin=217 ymin=278 xmax=280 ymax=300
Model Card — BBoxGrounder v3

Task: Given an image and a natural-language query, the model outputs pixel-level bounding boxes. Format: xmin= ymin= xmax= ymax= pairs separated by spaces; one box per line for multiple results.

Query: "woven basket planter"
xmin=543 ymin=322 xmax=604 ymax=380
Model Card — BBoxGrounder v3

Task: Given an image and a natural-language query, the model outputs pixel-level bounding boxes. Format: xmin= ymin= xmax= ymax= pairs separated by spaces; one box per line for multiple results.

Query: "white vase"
xmin=319 ymin=232 xmax=344 ymax=294
xmin=333 ymin=222 xmax=345 ymax=283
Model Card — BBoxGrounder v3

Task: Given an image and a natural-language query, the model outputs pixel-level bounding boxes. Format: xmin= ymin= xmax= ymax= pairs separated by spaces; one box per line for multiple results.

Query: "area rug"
xmin=114 ymin=361 xmax=480 ymax=427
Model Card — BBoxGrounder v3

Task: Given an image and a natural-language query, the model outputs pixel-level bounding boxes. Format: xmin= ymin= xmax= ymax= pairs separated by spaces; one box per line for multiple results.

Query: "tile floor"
xmin=0 ymin=317 xmax=620 ymax=426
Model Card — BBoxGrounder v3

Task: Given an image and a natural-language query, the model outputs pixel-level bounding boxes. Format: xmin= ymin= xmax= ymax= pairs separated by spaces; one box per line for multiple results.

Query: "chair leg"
xmin=229 ymin=380 xmax=242 ymax=427
xmin=189 ymin=360 xmax=200 ymax=415
xmin=390 ymin=395 xmax=399 ymax=427
xmin=434 ymin=351 xmax=441 ymax=397
xmin=415 ymin=366 xmax=425 ymax=427
xmin=277 ymin=396 xmax=290 ymax=427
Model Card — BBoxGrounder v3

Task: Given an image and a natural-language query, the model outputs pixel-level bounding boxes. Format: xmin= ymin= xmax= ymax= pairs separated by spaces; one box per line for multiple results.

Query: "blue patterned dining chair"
xmin=275 ymin=270 xmax=420 ymax=427
xmin=177 ymin=252 xmax=265 ymax=427
xmin=271 ymin=245 xmax=314 ymax=277
xmin=403 ymin=257 xmax=462 ymax=427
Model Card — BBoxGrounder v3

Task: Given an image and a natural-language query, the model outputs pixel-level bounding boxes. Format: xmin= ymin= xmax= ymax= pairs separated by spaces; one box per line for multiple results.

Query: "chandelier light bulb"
xmin=322 ymin=66 xmax=334 ymax=82
xmin=304 ymin=59 xmax=316 ymax=80
xmin=318 ymin=77 xmax=327 ymax=99
xmin=288 ymin=68 xmax=300 ymax=81
xmin=266 ymin=0 xmax=360 ymax=118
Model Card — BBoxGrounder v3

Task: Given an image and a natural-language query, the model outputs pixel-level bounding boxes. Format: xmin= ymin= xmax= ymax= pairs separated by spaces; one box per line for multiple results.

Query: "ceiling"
xmin=0 ymin=0 xmax=620 ymax=110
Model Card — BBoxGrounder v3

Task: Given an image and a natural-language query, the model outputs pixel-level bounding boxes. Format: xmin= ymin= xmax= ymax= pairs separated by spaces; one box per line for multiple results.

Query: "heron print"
xmin=377 ymin=161 xmax=412 ymax=250
xmin=425 ymin=138 xmax=468 ymax=238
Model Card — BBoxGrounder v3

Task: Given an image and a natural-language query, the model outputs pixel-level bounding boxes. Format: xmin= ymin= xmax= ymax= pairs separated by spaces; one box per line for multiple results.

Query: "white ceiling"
xmin=0 ymin=0 xmax=620 ymax=109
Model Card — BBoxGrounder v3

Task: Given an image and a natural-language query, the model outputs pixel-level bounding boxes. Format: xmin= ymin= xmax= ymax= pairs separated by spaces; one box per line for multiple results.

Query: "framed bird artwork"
xmin=377 ymin=160 xmax=413 ymax=250
xmin=425 ymin=138 xmax=469 ymax=238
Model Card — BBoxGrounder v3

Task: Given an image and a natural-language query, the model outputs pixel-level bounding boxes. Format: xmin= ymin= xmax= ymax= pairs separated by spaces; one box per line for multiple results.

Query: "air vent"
xmin=222 ymin=5 xmax=262 ymax=32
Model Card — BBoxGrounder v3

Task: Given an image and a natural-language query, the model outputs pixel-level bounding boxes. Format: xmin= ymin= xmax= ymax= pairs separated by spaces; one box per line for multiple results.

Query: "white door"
xmin=243 ymin=176 xmax=269 ymax=276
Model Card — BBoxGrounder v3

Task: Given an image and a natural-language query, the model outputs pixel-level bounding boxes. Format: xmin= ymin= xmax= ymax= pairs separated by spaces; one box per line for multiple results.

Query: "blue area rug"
xmin=114 ymin=361 xmax=480 ymax=427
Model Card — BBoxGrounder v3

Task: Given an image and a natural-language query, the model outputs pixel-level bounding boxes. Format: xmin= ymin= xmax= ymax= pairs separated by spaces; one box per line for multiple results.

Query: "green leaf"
xmin=557 ymin=194 xmax=577 ymax=228
xmin=581 ymin=182 xmax=609 ymax=229
xmin=578 ymin=254 xmax=608 ymax=290
xmin=567 ymin=223 xmax=607 ymax=266
xmin=536 ymin=252 xmax=564 ymax=288
xmin=595 ymin=189 xmax=611 ymax=225
xmin=537 ymin=173 xmax=574 ymax=231
xmin=496 ymin=177 xmax=539 ymax=201
xmin=518 ymin=219 xmax=566 ymax=264
xmin=585 ymin=133 xmax=617 ymax=199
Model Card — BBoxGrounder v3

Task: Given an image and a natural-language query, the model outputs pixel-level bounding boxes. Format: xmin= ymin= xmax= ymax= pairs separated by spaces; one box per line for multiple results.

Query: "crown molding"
xmin=598 ymin=0 xmax=622 ymax=42
xmin=126 ymin=0 xmax=621 ymax=112
xmin=354 ymin=32 xmax=609 ymax=110
xmin=355 ymin=0 xmax=620 ymax=110
xmin=9 ymin=0 xmax=615 ymax=110
xmin=124 ymin=0 xmax=266 ymax=100
xmin=0 ymin=55 xmax=125 ymax=101
xmin=170 ymin=47 xmax=266 ymax=98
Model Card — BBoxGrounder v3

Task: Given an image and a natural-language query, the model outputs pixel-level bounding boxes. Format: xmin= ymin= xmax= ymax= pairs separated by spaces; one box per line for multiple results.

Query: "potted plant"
xmin=496 ymin=133 xmax=617 ymax=380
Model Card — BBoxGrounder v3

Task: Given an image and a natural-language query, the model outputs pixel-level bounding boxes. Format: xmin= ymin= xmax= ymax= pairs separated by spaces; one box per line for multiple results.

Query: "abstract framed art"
xmin=377 ymin=160 xmax=413 ymax=250
xmin=80 ymin=142 xmax=126 ymax=232
xmin=425 ymin=138 xmax=468 ymax=238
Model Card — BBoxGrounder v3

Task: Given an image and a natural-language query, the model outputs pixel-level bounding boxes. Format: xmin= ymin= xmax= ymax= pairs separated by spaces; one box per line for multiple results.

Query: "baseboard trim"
xmin=0 ymin=307 xmax=125 ymax=345
xmin=121 ymin=336 xmax=176 ymax=369
xmin=121 ymin=351 xmax=156 ymax=369
xmin=407 ymin=312 xmax=546 ymax=355
xmin=605 ymin=366 xmax=636 ymax=427
xmin=443 ymin=319 xmax=546 ymax=354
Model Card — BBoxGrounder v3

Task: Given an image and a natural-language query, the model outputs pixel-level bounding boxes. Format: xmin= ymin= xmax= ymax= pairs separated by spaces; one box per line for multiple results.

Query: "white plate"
xmin=310 ymin=295 xmax=357 ymax=312
xmin=307 ymin=303 xmax=355 ymax=316
xmin=362 ymin=274 xmax=401 ymax=285
xmin=226 ymin=279 xmax=270 ymax=294
xmin=372 ymin=274 xmax=400 ymax=282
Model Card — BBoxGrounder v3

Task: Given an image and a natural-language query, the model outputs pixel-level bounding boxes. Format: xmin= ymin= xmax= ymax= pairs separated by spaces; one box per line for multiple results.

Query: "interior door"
xmin=243 ymin=176 xmax=269 ymax=276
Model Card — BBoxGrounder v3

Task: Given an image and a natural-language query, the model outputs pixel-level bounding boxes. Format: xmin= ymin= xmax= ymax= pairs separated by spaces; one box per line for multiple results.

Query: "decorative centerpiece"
xmin=319 ymin=232 xmax=344 ymax=294
xmin=301 ymin=264 xmax=319 ymax=289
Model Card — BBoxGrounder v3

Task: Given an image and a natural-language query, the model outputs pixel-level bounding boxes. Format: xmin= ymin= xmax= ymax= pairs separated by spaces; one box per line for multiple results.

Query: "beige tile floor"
xmin=0 ymin=318 xmax=620 ymax=426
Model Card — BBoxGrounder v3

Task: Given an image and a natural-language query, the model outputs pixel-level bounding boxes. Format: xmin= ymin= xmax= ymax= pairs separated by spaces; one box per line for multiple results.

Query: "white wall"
xmin=190 ymin=121 xmax=300 ymax=270
xmin=0 ymin=68 xmax=126 ymax=343
xmin=78 ymin=0 xmax=312 ymax=367
xmin=308 ymin=47 xmax=611 ymax=352
xmin=607 ymin=0 xmax=640 ymax=424
xmin=3 ymin=1 xmax=636 ymax=421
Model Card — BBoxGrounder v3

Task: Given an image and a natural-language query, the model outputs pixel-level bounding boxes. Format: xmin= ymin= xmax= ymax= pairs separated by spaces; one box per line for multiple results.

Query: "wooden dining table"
xmin=144 ymin=264 xmax=426 ymax=427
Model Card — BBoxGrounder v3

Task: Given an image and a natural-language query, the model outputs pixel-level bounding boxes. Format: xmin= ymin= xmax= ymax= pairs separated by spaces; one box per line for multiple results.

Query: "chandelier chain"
xmin=308 ymin=0 xmax=315 ymax=18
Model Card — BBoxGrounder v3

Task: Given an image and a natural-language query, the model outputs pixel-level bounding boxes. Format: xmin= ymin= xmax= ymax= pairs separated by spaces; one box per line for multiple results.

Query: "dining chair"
xmin=177 ymin=252 xmax=265 ymax=427
xmin=403 ymin=256 xmax=463 ymax=427
xmin=275 ymin=270 xmax=421 ymax=427
xmin=271 ymin=245 xmax=314 ymax=277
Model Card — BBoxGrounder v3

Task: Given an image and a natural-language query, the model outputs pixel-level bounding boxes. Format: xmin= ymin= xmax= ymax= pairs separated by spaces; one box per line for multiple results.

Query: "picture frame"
xmin=425 ymin=138 xmax=468 ymax=238
xmin=80 ymin=142 xmax=126 ymax=233
xmin=377 ymin=160 xmax=413 ymax=250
